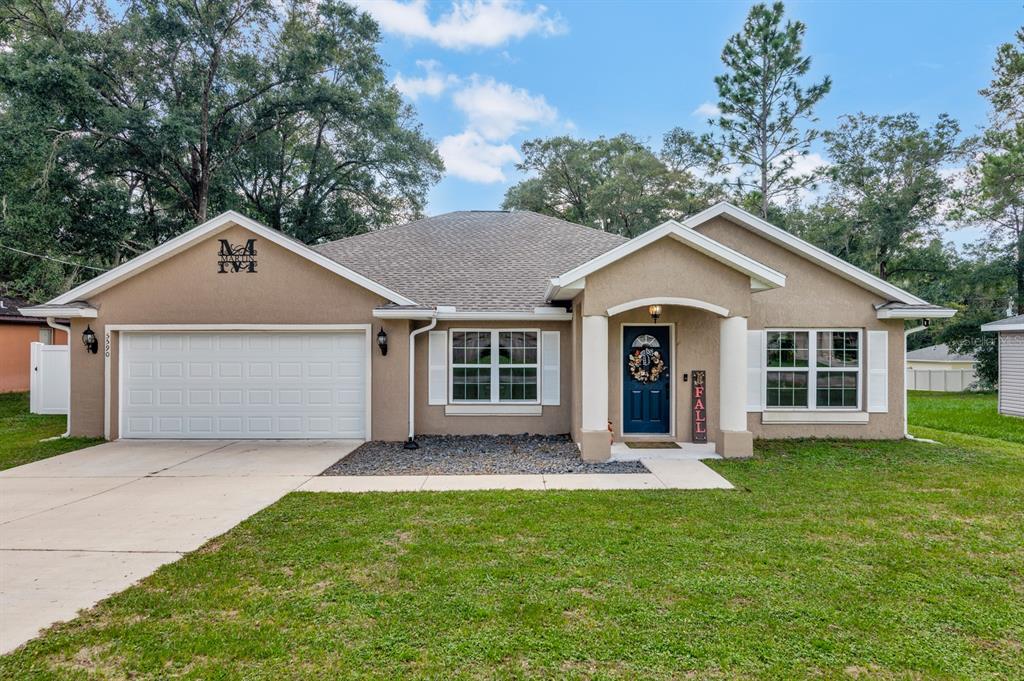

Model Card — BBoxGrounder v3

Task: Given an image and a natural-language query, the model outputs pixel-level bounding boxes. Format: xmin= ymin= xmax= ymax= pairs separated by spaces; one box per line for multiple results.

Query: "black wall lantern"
xmin=376 ymin=327 xmax=388 ymax=356
xmin=82 ymin=325 xmax=98 ymax=354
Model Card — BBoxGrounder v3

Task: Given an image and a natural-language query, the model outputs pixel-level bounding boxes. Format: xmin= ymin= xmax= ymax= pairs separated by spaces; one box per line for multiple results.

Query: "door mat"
xmin=624 ymin=441 xmax=680 ymax=449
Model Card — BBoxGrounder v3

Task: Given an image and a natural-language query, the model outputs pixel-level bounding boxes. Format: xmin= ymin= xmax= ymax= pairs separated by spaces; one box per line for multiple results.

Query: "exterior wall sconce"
xmin=648 ymin=304 xmax=662 ymax=323
xmin=82 ymin=325 xmax=99 ymax=354
xmin=376 ymin=327 xmax=388 ymax=356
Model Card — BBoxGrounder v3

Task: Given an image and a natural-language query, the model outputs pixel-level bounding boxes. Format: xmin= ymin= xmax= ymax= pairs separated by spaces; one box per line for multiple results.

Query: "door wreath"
xmin=628 ymin=346 xmax=665 ymax=383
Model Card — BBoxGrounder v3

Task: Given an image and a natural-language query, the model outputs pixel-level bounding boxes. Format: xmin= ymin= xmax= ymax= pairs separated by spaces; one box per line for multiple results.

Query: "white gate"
xmin=30 ymin=342 xmax=69 ymax=414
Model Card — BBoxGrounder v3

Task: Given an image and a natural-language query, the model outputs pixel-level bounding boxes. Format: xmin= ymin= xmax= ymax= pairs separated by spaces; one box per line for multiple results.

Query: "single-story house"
xmin=20 ymin=202 xmax=956 ymax=460
xmin=981 ymin=314 xmax=1024 ymax=417
xmin=1 ymin=295 xmax=67 ymax=393
xmin=905 ymin=343 xmax=978 ymax=392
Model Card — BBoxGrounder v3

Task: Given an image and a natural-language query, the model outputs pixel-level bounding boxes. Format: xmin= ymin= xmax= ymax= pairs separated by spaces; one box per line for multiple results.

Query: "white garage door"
xmin=120 ymin=332 xmax=367 ymax=439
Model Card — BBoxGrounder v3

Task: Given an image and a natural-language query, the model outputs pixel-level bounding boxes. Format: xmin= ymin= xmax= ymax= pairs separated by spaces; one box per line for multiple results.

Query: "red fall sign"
xmin=691 ymin=370 xmax=707 ymax=443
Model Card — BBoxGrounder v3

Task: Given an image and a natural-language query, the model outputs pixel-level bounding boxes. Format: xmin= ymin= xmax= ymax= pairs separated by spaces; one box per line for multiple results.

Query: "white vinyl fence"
xmin=29 ymin=342 xmax=69 ymax=414
xmin=906 ymin=368 xmax=978 ymax=392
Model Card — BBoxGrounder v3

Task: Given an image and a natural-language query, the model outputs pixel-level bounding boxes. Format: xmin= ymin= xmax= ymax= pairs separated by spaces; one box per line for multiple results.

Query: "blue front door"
xmin=623 ymin=326 xmax=671 ymax=434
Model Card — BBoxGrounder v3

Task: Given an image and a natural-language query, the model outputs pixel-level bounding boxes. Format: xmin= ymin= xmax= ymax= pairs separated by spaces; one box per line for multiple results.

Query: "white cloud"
xmin=353 ymin=0 xmax=566 ymax=50
xmin=394 ymin=60 xmax=459 ymax=100
xmin=788 ymin=151 xmax=828 ymax=178
xmin=420 ymin=72 xmax=559 ymax=183
xmin=452 ymin=76 xmax=557 ymax=140
xmin=692 ymin=101 xmax=721 ymax=118
xmin=439 ymin=130 xmax=521 ymax=182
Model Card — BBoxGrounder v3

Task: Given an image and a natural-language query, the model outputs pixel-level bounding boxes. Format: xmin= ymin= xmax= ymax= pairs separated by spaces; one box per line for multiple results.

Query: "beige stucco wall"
xmin=413 ymin=319 xmax=573 ymax=436
xmin=69 ymin=223 xmax=410 ymax=440
xmin=580 ymin=238 xmax=753 ymax=318
xmin=695 ymin=215 xmax=906 ymax=439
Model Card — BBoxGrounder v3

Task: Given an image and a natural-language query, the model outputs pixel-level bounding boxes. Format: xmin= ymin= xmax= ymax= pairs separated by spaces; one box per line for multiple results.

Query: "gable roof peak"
xmin=680 ymin=202 xmax=930 ymax=306
xmin=46 ymin=210 xmax=416 ymax=307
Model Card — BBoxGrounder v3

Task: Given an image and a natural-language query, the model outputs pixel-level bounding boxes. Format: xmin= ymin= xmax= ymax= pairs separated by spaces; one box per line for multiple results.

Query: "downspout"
xmin=904 ymin=324 xmax=927 ymax=440
xmin=405 ymin=314 xmax=438 ymax=449
xmin=41 ymin=317 xmax=72 ymax=440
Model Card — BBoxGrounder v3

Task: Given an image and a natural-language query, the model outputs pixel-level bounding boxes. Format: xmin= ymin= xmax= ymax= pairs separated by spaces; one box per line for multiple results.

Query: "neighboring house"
xmin=0 ymin=296 xmax=67 ymax=393
xmin=981 ymin=314 xmax=1024 ymax=417
xmin=906 ymin=343 xmax=978 ymax=392
xmin=20 ymin=202 xmax=956 ymax=460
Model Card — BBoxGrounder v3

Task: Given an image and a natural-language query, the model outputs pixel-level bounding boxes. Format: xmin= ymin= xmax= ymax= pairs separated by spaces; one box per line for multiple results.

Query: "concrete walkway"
xmin=1 ymin=441 xmax=732 ymax=654
xmin=302 ymin=459 xmax=733 ymax=492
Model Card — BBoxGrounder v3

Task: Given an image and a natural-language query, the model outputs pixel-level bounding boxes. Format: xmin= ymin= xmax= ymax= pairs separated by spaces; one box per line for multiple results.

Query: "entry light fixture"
xmin=648 ymin=304 xmax=662 ymax=323
xmin=376 ymin=327 xmax=388 ymax=356
xmin=82 ymin=325 xmax=99 ymax=354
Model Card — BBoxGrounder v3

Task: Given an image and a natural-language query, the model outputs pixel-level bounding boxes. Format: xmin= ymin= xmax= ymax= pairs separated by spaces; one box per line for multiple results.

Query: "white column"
xmin=719 ymin=315 xmax=748 ymax=432
xmin=581 ymin=315 xmax=609 ymax=431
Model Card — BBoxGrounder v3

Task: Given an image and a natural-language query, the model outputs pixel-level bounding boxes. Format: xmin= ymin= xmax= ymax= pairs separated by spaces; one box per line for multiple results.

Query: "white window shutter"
xmin=746 ymin=330 xmax=764 ymax=411
xmin=428 ymin=330 xmax=447 ymax=405
xmin=867 ymin=330 xmax=888 ymax=413
xmin=541 ymin=331 xmax=560 ymax=405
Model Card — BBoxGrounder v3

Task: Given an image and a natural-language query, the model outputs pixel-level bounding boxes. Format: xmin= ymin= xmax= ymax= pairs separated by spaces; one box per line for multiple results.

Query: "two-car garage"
xmin=119 ymin=330 xmax=369 ymax=439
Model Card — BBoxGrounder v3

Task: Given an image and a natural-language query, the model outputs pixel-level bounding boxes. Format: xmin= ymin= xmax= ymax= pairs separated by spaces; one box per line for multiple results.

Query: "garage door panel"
xmin=128 ymin=362 xmax=154 ymax=378
xmin=121 ymin=332 xmax=366 ymax=439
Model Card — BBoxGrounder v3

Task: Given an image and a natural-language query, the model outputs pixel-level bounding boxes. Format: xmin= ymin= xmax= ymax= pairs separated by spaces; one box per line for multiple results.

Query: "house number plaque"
xmin=217 ymin=239 xmax=258 ymax=274
xmin=691 ymin=370 xmax=708 ymax=443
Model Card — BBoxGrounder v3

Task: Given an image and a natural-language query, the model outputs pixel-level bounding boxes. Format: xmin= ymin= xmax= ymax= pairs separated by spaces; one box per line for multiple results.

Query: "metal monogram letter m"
xmin=217 ymin=239 xmax=258 ymax=274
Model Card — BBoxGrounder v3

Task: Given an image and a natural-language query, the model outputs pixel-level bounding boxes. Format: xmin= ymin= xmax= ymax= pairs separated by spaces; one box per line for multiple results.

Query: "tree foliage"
xmin=501 ymin=134 xmax=723 ymax=237
xmin=0 ymin=0 xmax=442 ymax=299
xmin=952 ymin=28 xmax=1024 ymax=315
xmin=712 ymin=1 xmax=831 ymax=218
xmin=812 ymin=113 xmax=967 ymax=284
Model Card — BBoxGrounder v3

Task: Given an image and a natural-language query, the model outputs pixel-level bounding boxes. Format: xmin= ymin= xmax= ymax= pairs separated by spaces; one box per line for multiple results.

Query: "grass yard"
xmin=909 ymin=391 xmax=1024 ymax=444
xmin=3 ymin=442 xmax=1021 ymax=680
xmin=3 ymin=396 xmax=1023 ymax=679
xmin=0 ymin=392 xmax=101 ymax=471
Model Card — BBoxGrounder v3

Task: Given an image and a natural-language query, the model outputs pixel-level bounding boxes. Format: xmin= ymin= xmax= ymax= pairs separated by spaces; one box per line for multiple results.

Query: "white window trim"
xmin=445 ymin=404 xmax=543 ymax=416
xmin=761 ymin=410 xmax=870 ymax=424
xmin=763 ymin=328 xmax=863 ymax=412
xmin=448 ymin=328 xmax=541 ymax=405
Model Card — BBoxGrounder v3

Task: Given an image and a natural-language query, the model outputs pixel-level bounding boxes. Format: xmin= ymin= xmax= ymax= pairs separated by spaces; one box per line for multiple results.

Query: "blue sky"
xmin=357 ymin=0 xmax=1020 ymax=228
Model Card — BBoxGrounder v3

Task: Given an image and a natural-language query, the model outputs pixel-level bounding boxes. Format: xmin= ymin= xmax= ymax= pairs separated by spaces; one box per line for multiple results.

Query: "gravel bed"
xmin=322 ymin=434 xmax=646 ymax=476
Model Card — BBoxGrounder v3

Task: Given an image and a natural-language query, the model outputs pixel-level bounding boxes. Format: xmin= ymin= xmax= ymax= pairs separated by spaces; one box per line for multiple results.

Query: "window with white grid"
xmin=765 ymin=330 xmax=861 ymax=410
xmin=451 ymin=330 xmax=539 ymax=403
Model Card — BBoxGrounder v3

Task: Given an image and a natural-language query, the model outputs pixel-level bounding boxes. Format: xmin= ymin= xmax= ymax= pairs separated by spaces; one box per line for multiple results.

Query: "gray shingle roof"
xmin=0 ymin=296 xmax=29 ymax=319
xmin=982 ymin=313 xmax=1024 ymax=330
xmin=1 ymin=296 xmax=46 ymax=324
xmin=906 ymin=343 xmax=976 ymax=363
xmin=313 ymin=211 xmax=627 ymax=311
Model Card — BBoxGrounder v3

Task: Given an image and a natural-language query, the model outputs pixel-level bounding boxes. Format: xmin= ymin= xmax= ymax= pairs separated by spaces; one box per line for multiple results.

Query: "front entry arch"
xmin=622 ymin=324 xmax=672 ymax=434
xmin=606 ymin=297 xmax=729 ymax=318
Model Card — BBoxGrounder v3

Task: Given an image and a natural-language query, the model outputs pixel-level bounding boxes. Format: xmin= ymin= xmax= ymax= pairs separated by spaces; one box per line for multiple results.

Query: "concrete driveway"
xmin=0 ymin=439 xmax=358 ymax=654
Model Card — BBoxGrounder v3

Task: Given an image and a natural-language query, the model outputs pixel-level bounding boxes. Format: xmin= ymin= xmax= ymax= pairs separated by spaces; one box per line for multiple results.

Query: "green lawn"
xmin=4 ymin=411 xmax=1019 ymax=675
xmin=909 ymin=390 xmax=1024 ymax=444
xmin=3 ymin=397 xmax=1023 ymax=678
xmin=0 ymin=392 xmax=102 ymax=471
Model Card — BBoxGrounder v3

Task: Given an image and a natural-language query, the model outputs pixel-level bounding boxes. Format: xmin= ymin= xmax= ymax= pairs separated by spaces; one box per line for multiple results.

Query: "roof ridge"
xmin=314 ymin=214 xmax=439 ymax=249
xmin=315 ymin=209 xmax=628 ymax=251
xmin=513 ymin=209 xmax=628 ymax=242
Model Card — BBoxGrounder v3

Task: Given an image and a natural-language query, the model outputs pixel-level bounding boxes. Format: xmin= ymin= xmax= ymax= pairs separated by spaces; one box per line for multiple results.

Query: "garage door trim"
xmin=104 ymin=324 xmax=372 ymax=440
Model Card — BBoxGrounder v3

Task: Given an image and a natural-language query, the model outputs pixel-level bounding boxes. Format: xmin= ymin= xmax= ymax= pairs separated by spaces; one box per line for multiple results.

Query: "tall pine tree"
xmin=712 ymin=2 xmax=831 ymax=218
